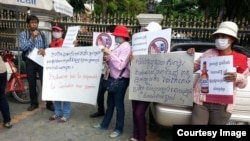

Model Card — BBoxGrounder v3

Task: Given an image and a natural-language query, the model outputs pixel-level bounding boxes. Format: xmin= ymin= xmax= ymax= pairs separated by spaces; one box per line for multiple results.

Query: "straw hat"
xmin=212 ymin=21 xmax=240 ymax=43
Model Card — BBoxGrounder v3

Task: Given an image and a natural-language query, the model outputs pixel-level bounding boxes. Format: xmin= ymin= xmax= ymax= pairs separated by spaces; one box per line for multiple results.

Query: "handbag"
xmin=103 ymin=76 xmax=121 ymax=93
xmin=103 ymin=65 xmax=128 ymax=93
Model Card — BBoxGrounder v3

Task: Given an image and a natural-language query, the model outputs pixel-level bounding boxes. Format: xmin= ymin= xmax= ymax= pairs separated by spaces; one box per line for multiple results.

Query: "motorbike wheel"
xmin=11 ymin=77 xmax=31 ymax=104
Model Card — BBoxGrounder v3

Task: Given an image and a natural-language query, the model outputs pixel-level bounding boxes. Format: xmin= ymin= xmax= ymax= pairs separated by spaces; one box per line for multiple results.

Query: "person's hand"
xmin=129 ymin=53 xmax=134 ymax=61
xmin=187 ymin=48 xmax=195 ymax=56
xmin=38 ymin=48 xmax=46 ymax=56
xmin=224 ymin=72 xmax=237 ymax=82
xmin=102 ymin=47 xmax=111 ymax=55
xmin=31 ymin=30 xmax=39 ymax=39
xmin=103 ymin=55 xmax=109 ymax=62
xmin=73 ymin=40 xmax=78 ymax=47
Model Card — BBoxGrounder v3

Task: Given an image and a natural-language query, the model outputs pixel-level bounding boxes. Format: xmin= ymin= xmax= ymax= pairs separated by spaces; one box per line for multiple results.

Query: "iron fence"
xmin=0 ymin=10 xmax=249 ymax=51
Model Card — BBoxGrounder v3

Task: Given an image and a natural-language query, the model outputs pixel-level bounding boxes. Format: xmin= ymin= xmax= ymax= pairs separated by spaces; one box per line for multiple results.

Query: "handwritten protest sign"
xmin=132 ymin=28 xmax=172 ymax=55
xmin=42 ymin=47 xmax=103 ymax=105
xmin=200 ymin=56 xmax=234 ymax=104
xmin=129 ymin=51 xmax=194 ymax=106
xmin=92 ymin=32 xmax=115 ymax=50
xmin=62 ymin=26 xmax=80 ymax=48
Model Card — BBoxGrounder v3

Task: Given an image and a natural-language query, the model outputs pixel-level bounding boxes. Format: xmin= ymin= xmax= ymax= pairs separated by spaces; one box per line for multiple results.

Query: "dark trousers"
xmin=191 ymin=103 xmax=231 ymax=125
xmin=0 ymin=71 xmax=11 ymax=123
xmin=132 ymin=100 xmax=150 ymax=141
xmin=25 ymin=58 xmax=52 ymax=106
xmin=97 ymin=74 xmax=107 ymax=113
xmin=100 ymin=78 xmax=129 ymax=133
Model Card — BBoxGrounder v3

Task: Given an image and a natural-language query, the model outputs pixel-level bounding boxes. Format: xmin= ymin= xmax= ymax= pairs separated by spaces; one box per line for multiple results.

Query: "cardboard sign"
xmin=129 ymin=51 xmax=194 ymax=106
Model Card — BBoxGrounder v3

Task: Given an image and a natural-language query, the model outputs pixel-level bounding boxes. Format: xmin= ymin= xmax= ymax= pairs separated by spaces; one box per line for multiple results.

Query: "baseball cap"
xmin=52 ymin=23 xmax=64 ymax=31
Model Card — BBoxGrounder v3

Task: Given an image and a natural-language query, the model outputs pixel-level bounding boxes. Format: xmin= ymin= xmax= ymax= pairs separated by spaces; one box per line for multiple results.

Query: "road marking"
xmin=0 ymin=103 xmax=45 ymax=129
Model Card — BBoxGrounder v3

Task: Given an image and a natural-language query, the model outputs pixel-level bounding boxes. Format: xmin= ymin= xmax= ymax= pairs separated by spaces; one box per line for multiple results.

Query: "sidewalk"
xmin=0 ymin=93 xmax=160 ymax=141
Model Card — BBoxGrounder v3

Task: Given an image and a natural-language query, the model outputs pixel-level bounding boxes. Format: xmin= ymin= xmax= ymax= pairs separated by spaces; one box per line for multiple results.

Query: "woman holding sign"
xmin=48 ymin=23 xmax=77 ymax=123
xmin=187 ymin=21 xmax=249 ymax=125
xmin=127 ymin=22 xmax=162 ymax=141
xmin=93 ymin=25 xmax=131 ymax=138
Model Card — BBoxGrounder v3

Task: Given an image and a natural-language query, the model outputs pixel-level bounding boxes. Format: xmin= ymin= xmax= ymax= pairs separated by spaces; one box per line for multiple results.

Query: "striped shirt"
xmin=19 ymin=30 xmax=49 ymax=56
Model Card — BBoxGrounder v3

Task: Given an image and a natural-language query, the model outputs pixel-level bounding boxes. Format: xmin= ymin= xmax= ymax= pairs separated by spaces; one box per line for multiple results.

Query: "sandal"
xmin=57 ymin=117 xmax=67 ymax=123
xmin=49 ymin=115 xmax=61 ymax=121
xmin=93 ymin=124 xmax=107 ymax=130
xmin=127 ymin=138 xmax=138 ymax=141
xmin=109 ymin=131 xmax=121 ymax=138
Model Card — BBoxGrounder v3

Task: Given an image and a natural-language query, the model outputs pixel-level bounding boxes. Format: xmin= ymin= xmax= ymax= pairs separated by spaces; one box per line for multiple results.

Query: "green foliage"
xmin=93 ymin=0 xmax=147 ymax=16
xmin=197 ymin=0 xmax=250 ymax=20
xmin=68 ymin=0 xmax=249 ymax=21
xmin=156 ymin=0 xmax=201 ymax=18
xmin=67 ymin=0 xmax=86 ymax=14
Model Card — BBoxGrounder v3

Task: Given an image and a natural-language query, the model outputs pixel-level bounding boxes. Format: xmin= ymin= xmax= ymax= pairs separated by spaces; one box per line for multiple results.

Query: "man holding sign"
xmin=187 ymin=21 xmax=249 ymax=125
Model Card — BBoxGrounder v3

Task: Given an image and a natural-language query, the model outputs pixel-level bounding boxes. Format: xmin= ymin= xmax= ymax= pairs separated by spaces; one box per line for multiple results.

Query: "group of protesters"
xmin=0 ymin=14 xmax=248 ymax=141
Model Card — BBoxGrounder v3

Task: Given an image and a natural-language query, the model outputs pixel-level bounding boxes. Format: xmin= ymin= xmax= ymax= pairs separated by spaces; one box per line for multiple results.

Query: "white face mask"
xmin=215 ymin=38 xmax=230 ymax=50
xmin=52 ymin=31 xmax=62 ymax=39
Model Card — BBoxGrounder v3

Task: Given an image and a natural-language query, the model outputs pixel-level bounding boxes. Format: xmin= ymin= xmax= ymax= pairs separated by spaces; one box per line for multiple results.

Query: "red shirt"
xmin=218 ymin=50 xmax=248 ymax=73
xmin=50 ymin=38 xmax=64 ymax=48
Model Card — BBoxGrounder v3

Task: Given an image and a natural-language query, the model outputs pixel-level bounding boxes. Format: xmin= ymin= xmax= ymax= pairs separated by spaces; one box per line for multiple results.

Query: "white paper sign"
xmin=132 ymin=28 xmax=172 ymax=55
xmin=201 ymin=56 xmax=234 ymax=95
xmin=62 ymin=26 xmax=80 ymax=48
xmin=92 ymin=32 xmax=116 ymax=50
xmin=129 ymin=51 xmax=194 ymax=106
xmin=27 ymin=48 xmax=44 ymax=67
xmin=42 ymin=47 xmax=103 ymax=105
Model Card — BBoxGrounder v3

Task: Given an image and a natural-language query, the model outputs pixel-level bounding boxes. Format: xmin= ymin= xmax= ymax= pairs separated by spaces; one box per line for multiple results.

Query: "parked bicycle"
xmin=1 ymin=51 xmax=31 ymax=103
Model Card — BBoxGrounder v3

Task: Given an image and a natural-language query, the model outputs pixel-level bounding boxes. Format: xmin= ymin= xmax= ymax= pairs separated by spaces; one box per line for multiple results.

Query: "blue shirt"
xmin=19 ymin=30 xmax=49 ymax=56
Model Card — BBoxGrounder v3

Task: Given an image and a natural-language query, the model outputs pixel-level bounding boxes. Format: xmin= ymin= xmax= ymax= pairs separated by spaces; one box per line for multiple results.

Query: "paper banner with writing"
xmin=129 ymin=51 xmax=194 ymax=106
xmin=62 ymin=26 xmax=80 ymax=48
xmin=132 ymin=28 xmax=172 ymax=55
xmin=200 ymin=56 xmax=234 ymax=104
xmin=42 ymin=47 xmax=103 ymax=105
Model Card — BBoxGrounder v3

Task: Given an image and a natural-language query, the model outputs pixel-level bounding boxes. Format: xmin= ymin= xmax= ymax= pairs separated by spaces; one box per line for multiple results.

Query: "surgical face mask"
xmin=115 ymin=37 xmax=123 ymax=44
xmin=52 ymin=31 xmax=62 ymax=39
xmin=215 ymin=38 xmax=230 ymax=50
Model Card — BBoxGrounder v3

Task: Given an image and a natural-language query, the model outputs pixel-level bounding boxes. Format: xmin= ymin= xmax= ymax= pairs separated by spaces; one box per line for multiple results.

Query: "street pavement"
xmin=0 ymin=91 xmax=167 ymax=141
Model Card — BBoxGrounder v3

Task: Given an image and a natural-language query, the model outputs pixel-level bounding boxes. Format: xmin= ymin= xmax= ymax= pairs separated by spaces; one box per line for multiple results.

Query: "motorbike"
xmin=2 ymin=52 xmax=31 ymax=103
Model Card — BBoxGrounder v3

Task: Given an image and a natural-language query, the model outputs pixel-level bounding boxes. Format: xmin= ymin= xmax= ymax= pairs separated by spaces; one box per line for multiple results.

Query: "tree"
xmin=156 ymin=0 xmax=200 ymax=18
xmin=67 ymin=0 xmax=250 ymax=22
xmin=94 ymin=0 xmax=147 ymax=16
xmin=198 ymin=0 xmax=250 ymax=21
xmin=67 ymin=0 xmax=86 ymax=14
